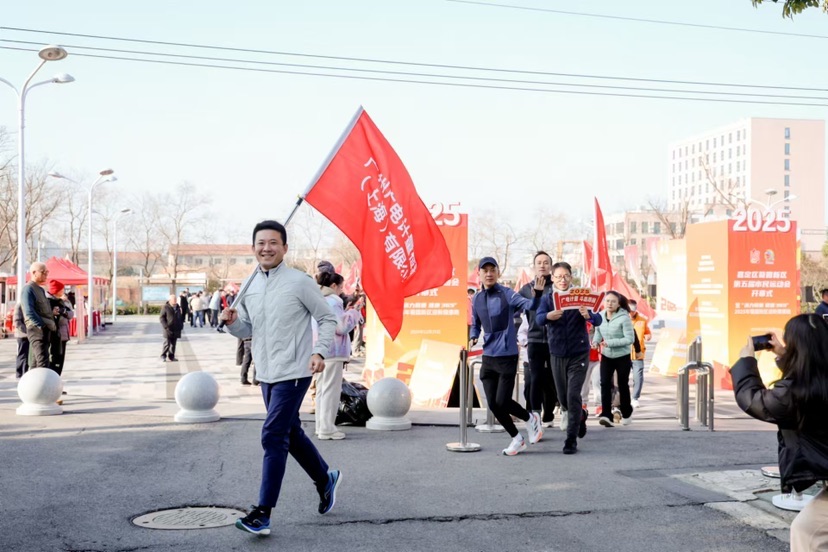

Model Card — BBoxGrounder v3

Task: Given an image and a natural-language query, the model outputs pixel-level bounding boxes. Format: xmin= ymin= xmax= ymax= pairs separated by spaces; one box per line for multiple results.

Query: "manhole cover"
xmin=132 ymin=507 xmax=244 ymax=530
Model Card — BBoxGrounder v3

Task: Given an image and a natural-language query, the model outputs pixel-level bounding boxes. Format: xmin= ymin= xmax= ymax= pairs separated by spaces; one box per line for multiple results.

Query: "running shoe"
xmin=527 ymin=412 xmax=543 ymax=444
xmin=318 ymin=469 xmax=342 ymax=514
xmin=598 ymin=416 xmax=615 ymax=428
xmin=502 ymin=435 xmax=527 ymax=456
xmin=235 ymin=506 xmax=271 ymax=536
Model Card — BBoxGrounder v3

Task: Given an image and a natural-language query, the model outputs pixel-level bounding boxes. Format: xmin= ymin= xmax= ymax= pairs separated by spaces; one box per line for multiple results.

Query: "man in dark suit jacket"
xmin=160 ymin=294 xmax=183 ymax=362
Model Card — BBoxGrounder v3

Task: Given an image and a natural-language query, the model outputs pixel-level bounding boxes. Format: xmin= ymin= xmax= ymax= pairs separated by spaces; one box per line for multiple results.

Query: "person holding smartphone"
xmin=731 ymin=314 xmax=828 ymax=550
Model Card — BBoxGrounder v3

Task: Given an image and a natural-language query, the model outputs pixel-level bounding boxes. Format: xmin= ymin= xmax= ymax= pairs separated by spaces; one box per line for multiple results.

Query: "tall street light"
xmin=49 ymin=169 xmax=117 ymax=337
xmin=112 ymin=208 xmax=132 ymax=324
xmin=0 ymin=45 xmax=73 ymax=298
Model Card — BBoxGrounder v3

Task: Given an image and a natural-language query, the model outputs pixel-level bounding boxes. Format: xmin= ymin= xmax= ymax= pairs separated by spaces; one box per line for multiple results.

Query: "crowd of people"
xmin=472 ymin=252 xmax=652 ymax=456
xmin=14 ymin=261 xmax=75 ymax=404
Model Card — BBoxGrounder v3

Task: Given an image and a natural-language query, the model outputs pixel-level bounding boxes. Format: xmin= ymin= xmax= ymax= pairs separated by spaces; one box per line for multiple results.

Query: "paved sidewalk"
xmin=0 ymin=317 xmax=797 ymax=551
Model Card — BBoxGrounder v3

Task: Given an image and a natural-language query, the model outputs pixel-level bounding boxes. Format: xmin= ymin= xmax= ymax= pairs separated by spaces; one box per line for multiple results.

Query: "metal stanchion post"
xmin=447 ymin=349 xmax=481 ymax=452
xmin=678 ymin=366 xmax=690 ymax=431
xmin=707 ymin=364 xmax=715 ymax=432
xmin=466 ymin=359 xmax=478 ymax=428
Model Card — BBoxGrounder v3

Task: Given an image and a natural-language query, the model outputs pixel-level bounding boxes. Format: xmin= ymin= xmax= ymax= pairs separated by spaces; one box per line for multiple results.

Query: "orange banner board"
xmin=363 ymin=207 xmax=468 ymax=405
xmin=685 ymin=217 xmax=799 ymax=388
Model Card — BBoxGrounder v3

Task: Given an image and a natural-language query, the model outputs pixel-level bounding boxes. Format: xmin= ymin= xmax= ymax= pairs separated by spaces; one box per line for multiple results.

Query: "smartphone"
xmin=751 ymin=333 xmax=774 ymax=352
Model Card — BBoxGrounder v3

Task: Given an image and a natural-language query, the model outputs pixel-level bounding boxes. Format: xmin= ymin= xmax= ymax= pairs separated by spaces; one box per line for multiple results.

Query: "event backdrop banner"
xmin=685 ymin=217 xmax=799 ymax=388
xmin=363 ymin=207 xmax=468 ymax=406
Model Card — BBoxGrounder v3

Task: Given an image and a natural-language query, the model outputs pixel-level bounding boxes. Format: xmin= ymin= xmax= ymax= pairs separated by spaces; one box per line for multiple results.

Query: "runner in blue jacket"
xmin=469 ymin=256 xmax=545 ymax=456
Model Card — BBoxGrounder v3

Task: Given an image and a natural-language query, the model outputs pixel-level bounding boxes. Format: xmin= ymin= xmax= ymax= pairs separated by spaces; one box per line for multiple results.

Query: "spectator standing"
xmin=191 ymin=292 xmax=205 ymax=328
xmin=209 ymin=290 xmax=222 ymax=328
xmin=46 ymin=280 xmax=74 ymax=375
xmin=178 ymin=290 xmax=190 ymax=327
xmin=731 ymin=314 xmax=828 ymax=551
xmin=315 ymin=271 xmax=363 ymax=440
xmin=160 ymin=294 xmax=183 ymax=362
xmin=21 ymin=262 xmax=56 ymax=369
xmin=13 ymin=303 xmax=28 ymax=378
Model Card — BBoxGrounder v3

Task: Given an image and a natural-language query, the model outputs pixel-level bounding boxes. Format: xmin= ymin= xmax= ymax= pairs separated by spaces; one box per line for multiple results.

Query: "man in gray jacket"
xmin=222 ymin=220 xmax=338 ymax=537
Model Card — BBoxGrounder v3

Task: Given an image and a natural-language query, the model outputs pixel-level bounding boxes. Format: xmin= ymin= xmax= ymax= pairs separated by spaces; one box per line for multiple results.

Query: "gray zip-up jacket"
xmin=227 ymin=262 xmax=336 ymax=384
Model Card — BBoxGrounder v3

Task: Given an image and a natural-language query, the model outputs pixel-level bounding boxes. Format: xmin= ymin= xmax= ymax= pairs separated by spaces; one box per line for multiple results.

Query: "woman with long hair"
xmin=314 ymin=271 xmax=363 ymax=440
xmin=591 ymin=291 xmax=635 ymax=428
xmin=732 ymin=313 xmax=828 ymax=550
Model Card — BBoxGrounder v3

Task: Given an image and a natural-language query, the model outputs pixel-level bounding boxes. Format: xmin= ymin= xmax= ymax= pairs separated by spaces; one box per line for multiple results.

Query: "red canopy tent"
xmin=7 ymin=256 xmax=109 ymax=286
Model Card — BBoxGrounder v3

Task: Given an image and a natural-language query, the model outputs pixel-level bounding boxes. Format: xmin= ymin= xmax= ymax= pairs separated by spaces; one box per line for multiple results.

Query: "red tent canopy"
xmin=7 ymin=256 xmax=109 ymax=286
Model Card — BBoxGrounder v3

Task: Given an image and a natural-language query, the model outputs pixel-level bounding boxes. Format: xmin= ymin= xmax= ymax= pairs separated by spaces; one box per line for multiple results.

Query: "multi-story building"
xmin=604 ymin=210 xmax=672 ymax=268
xmin=668 ymin=117 xmax=825 ymax=257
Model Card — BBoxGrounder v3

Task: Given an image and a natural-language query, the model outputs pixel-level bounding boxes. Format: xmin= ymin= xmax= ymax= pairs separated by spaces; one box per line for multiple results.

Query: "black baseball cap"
xmin=478 ymin=256 xmax=498 ymax=270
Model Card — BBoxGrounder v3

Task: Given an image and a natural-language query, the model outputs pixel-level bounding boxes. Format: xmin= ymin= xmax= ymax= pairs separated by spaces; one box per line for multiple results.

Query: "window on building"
xmin=195 ymin=258 xmax=202 ymax=266
xmin=713 ymin=152 xmax=717 ymax=162
xmin=630 ymin=221 xmax=637 ymax=234
xmin=692 ymin=144 xmax=695 ymax=154
xmin=615 ymin=239 xmax=624 ymax=249
xmin=729 ymin=148 xmax=732 ymax=159
xmin=784 ymin=174 xmax=790 ymax=187
xmin=672 ymin=150 xmax=676 ymax=159
xmin=784 ymin=190 xmax=790 ymax=199
xmin=229 ymin=258 xmax=237 ymax=265
xmin=785 ymin=127 xmax=791 ymax=139
xmin=654 ymin=222 xmax=661 ymax=234
xmin=616 ymin=222 xmax=624 ymax=234
xmin=785 ymin=143 xmax=790 ymax=155
xmin=670 ymin=222 xmax=677 ymax=234
xmin=641 ymin=222 xmax=648 ymax=234
xmin=630 ymin=238 xmax=637 ymax=245
xmin=785 ymin=159 xmax=790 ymax=171
xmin=706 ymin=139 xmax=710 ymax=149
xmin=729 ymin=133 xmax=732 ymax=143
xmin=246 ymin=258 xmax=254 ymax=265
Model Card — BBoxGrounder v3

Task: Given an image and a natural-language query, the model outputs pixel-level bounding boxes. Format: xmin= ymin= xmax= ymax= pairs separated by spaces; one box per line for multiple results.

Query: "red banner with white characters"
xmin=304 ymin=108 xmax=452 ymax=340
xmin=553 ymin=288 xmax=604 ymax=311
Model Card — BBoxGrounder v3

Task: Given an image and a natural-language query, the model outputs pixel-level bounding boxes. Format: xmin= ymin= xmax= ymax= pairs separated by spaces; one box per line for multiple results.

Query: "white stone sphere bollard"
xmin=17 ymin=368 xmax=63 ymax=416
xmin=366 ymin=377 xmax=412 ymax=431
xmin=174 ymin=371 xmax=220 ymax=423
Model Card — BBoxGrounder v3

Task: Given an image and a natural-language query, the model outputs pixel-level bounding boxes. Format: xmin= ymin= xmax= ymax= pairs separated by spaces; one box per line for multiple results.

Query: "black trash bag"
xmin=336 ymin=381 xmax=371 ymax=426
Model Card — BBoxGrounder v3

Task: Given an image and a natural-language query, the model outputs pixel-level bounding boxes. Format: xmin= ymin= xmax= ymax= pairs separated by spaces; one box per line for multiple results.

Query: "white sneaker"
xmin=502 ymin=435 xmax=527 ymax=456
xmin=526 ymin=412 xmax=543 ymax=444
xmin=560 ymin=409 xmax=569 ymax=432
xmin=621 ymin=417 xmax=632 ymax=426
xmin=598 ymin=416 xmax=615 ymax=428
xmin=631 ymin=399 xmax=640 ymax=408
xmin=318 ymin=431 xmax=346 ymax=440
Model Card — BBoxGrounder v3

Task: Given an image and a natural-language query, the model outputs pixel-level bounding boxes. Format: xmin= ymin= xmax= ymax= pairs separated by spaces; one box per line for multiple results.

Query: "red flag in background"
xmin=342 ymin=259 xmax=362 ymax=295
xmin=582 ymin=240 xmax=593 ymax=290
xmin=513 ymin=267 xmax=533 ymax=291
xmin=304 ymin=108 xmax=452 ymax=340
xmin=591 ymin=198 xmax=614 ymax=292
xmin=612 ymin=272 xmax=656 ymax=321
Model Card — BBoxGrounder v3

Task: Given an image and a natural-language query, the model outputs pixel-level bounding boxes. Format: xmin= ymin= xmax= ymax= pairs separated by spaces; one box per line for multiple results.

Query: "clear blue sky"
xmin=2 ymin=0 xmax=827 ymax=240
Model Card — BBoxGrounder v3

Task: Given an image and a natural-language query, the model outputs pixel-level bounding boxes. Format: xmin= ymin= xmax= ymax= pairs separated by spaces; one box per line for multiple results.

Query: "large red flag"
xmin=304 ymin=108 xmax=452 ymax=340
xmin=612 ymin=272 xmax=656 ymax=321
xmin=342 ymin=259 xmax=362 ymax=295
xmin=591 ymin=198 xmax=613 ymax=292
xmin=582 ymin=240 xmax=593 ymax=290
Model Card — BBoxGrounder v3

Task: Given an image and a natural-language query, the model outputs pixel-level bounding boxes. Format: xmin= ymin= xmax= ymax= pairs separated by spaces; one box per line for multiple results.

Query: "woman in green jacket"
xmin=592 ymin=291 xmax=635 ymax=427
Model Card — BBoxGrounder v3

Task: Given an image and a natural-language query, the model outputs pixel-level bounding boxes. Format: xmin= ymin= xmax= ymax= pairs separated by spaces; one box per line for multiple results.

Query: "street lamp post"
xmin=112 ymin=208 xmax=132 ymax=324
xmin=0 ymin=45 xmax=73 ymax=297
xmin=49 ymin=169 xmax=117 ymax=338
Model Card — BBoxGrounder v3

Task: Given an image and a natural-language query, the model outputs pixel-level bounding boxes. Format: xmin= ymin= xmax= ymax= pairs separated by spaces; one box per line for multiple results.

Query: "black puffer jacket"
xmin=732 ymin=356 xmax=828 ymax=492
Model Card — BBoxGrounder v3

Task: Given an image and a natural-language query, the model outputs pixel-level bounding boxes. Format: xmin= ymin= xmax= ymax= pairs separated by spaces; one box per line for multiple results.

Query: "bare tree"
xmin=469 ymin=209 xmax=520 ymax=276
xmin=647 ymin=196 xmax=691 ymax=239
xmin=157 ymin=182 xmax=212 ymax=292
xmin=0 ymin=162 xmax=64 ymax=271
xmin=126 ymin=192 xmax=164 ymax=290
xmin=287 ymin=203 xmax=336 ymax=272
